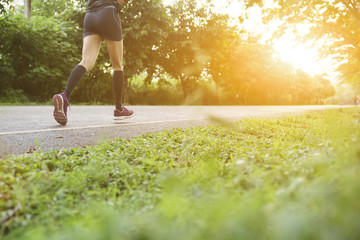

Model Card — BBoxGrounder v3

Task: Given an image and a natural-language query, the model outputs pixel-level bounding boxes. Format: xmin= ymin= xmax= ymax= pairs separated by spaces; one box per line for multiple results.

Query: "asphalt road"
xmin=0 ymin=105 xmax=347 ymax=157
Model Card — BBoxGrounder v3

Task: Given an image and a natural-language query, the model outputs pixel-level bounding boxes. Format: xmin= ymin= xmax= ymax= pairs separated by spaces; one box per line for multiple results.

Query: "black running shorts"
xmin=83 ymin=6 xmax=122 ymax=41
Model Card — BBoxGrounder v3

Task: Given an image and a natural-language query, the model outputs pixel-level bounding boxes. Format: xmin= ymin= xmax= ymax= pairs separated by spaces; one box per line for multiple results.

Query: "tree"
xmin=24 ymin=0 xmax=31 ymax=18
xmin=0 ymin=0 xmax=11 ymax=14
xmin=120 ymin=0 xmax=171 ymax=81
xmin=313 ymin=74 xmax=336 ymax=104
xmin=32 ymin=0 xmax=86 ymax=19
xmin=195 ymin=11 xmax=240 ymax=103
xmin=160 ymin=0 xmax=209 ymax=98
xmin=260 ymin=0 xmax=360 ymax=89
xmin=0 ymin=14 xmax=80 ymax=100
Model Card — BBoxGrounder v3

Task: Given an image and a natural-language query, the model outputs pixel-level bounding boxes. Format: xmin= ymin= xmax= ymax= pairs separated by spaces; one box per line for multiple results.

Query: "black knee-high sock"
xmin=112 ymin=70 xmax=124 ymax=111
xmin=64 ymin=65 xmax=87 ymax=98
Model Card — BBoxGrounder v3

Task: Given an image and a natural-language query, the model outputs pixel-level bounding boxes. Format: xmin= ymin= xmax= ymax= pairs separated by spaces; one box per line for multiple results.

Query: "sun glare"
xmin=213 ymin=0 xmax=336 ymax=80
xmin=163 ymin=0 xmax=336 ymax=82
xmin=273 ymin=35 xmax=320 ymax=75
xmin=212 ymin=0 xmax=245 ymax=18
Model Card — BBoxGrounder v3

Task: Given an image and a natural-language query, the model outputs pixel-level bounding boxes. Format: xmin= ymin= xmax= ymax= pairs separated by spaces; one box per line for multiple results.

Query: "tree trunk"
xmin=24 ymin=0 xmax=31 ymax=19
xmin=213 ymin=78 xmax=220 ymax=105
xmin=180 ymin=75 xmax=189 ymax=99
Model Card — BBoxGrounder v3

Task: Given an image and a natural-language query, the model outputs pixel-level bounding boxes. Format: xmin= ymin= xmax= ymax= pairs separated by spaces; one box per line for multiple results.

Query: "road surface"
xmin=0 ymin=105 xmax=348 ymax=157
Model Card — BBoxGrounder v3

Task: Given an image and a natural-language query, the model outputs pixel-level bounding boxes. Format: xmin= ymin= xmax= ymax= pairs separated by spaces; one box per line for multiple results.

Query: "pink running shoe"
xmin=52 ymin=92 xmax=69 ymax=125
xmin=113 ymin=106 xmax=134 ymax=120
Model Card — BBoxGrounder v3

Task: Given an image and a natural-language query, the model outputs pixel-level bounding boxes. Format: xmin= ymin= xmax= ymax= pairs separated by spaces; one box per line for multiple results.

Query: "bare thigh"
xmin=105 ymin=39 xmax=123 ymax=71
xmin=79 ymin=34 xmax=103 ymax=71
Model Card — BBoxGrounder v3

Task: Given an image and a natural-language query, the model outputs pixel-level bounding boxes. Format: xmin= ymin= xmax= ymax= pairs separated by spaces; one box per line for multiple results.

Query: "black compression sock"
xmin=64 ymin=65 xmax=87 ymax=98
xmin=113 ymin=70 xmax=124 ymax=110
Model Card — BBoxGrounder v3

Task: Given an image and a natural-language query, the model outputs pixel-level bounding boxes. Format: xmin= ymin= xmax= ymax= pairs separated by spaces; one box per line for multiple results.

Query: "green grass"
xmin=1 ymin=108 xmax=360 ymax=239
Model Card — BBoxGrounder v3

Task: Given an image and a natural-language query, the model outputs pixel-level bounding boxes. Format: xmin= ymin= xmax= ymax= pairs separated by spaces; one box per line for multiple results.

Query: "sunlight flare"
xmin=273 ymin=35 xmax=320 ymax=76
xmin=163 ymin=0 xmax=336 ymax=80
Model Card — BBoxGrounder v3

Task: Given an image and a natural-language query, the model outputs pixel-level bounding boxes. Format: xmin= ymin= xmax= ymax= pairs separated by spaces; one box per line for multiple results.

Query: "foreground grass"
xmin=1 ymin=108 xmax=360 ymax=239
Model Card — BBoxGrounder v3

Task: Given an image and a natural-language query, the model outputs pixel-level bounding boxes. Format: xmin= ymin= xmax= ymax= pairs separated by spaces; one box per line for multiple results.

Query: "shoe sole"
xmin=53 ymin=95 xmax=67 ymax=125
xmin=113 ymin=114 xmax=134 ymax=120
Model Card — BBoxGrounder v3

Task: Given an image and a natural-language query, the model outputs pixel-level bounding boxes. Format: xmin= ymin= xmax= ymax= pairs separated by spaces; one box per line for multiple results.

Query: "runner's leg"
xmin=106 ymin=39 xmax=124 ymax=110
xmin=53 ymin=34 xmax=103 ymax=125
xmin=64 ymin=34 xmax=103 ymax=98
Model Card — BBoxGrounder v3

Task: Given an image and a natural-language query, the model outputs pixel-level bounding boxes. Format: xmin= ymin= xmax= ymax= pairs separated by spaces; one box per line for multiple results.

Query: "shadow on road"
xmin=113 ymin=121 xmax=132 ymax=125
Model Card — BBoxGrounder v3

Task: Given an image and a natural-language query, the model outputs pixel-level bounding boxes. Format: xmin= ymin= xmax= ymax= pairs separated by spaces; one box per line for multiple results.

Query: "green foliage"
xmin=0 ymin=0 xmax=11 ymax=14
xmin=128 ymin=73 xmax=183 ymax=105
xmin=326 ymin=84 xmax=356 ymax=105
xmin=121 ymin=0 xmax=171 ymax=80
xmin=0 ymin=14 xmax=81 ymax=101
xmin=161 ymin=0 xmax=210 ymax=97
xmin=1 ymin=108 xmax=360 ymax=239
xmin=32 ymin=0 xmax=87 ymax=19
xmin=0 ymin=88 xmax=29 ymax=104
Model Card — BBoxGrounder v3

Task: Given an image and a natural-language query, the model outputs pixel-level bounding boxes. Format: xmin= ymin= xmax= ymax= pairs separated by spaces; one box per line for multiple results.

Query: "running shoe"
xmin=52 ymin=92 xmax=69 ymax=125
xmin=113 ymin=106 xmax=134 ymax=120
